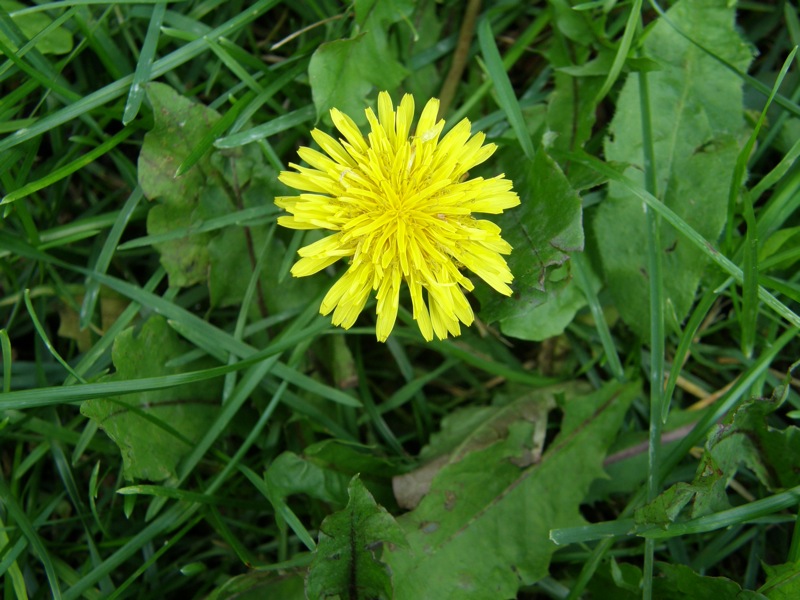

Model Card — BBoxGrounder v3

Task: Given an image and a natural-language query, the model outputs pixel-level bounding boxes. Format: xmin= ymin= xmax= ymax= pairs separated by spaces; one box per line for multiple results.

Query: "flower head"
xmin=275 ymin=91 xmax=520 ymax=342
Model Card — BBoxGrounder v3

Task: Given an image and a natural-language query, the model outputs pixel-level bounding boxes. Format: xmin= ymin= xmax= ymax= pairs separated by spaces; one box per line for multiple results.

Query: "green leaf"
xmin=545 ymin=30 xmax=603 ymax=158
xmin=354 ymin=0 xmax=414 ymax=27
xmin=308 ymin=2 xmax=411 ymax=121
xmin=305 ymin=475 xmax=408 ymax=600
xmin=544 ymin=28 xmax=609 ymax=191
xmin=713 ymin=393 xmax=800 ymax=491
xmin=138 ymin=83 xmax=223 ymax=287
xmin=594 ymin=560 xmax=770 ymax=599
xmin=549 ymin=0 xmax=598 ymax=44
xmin=478 ymin=18 xmax=535 ymax=160
xmin=385 ymin=381 xmax=638 ymax=599
xmin=476 ymin=147 xmax=584 ymax=339
xmin=138 ymin=83 xmax=324 ymax=308
xmin=636 ymin=375 xmax=800 ymax=529
xmin=496 ymin=262 xmax=601 ymax=341
xmin=592 ymin=0 xmax=753 ymax=336
xmin=586 ymin=559 xmax=642 ymax=600
xmin=81 ymin=316 xmax=220 ymax=481
xmin=394 ymin=384 xmax=579 ymax=510
xmin=760 ymin=560 xmax=800 ymax=599
xmin=265 ymin=440 xmax=399 ymax=511
xmin=0 ymin=0 xmax=73 ymax=55
xmin=635 ymin=481 xmax=700 ymax=528
xmin=654 ymin=562 xmax=768 ymax=599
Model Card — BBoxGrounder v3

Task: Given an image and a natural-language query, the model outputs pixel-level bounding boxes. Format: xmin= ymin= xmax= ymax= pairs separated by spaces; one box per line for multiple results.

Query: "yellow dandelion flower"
xmin=275 ymin=91 xmax=520 ymax=342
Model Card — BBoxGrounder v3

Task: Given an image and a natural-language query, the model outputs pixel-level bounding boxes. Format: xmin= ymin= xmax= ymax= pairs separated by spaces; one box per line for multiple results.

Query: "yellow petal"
xmin=275 ymin=91 xmax=521 ymax=342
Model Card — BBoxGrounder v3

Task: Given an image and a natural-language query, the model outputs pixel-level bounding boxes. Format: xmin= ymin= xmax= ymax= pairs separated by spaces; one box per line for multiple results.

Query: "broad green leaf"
xmin=305 ymin=476 xmax=407 ymax=600
xmin=81 ymin=316 xmax=220 ymax=481
xmin=634 ymin=481 xmax=701 ymax=528
xmin=138 ymin=83 xmax=324 ymax=308
xmin=760 ymin=560 xmax=800 ymax=599
xmin=265 ymin=440 xmax=399 ymax=511
xmin=385 ymin=381 xmax=638 ymax=599
xmin=636 ymin=377 xmax=799 ymax=529
xmin=475 ymin=146 xmax=584 ymax=340
xmin=138 ymin=83 xmax=223 ymax=287
xmin=544 ymin=27 xmax=609 ymax=191
xmin=308 ymin=2 xmax=411 ymax=121
xmin=654 ymin=563 xmax=767 ymax=599
xmin=587 ymin=559 xmax=642 ymax=600
xmin=714 ymin=392 xmax=800 ymax=491
xmin=545 ymin=21 xmax=603 ymax=162
xmin=393 ymin=385 xmax=575 ymax=510
xmin=354 ymin=0 xmax=414 ymax=27
xmin=592 ymin=0 xmax=753 ymax=336
xmin=493 ymin=262 xmax=601 ymax=341
xmin=0 ymin=0 xmax=73 ymax=55
xmin=548 ymin=0 xmax=598 ymax=44
xmin=593 ymin=561 xmax=767 ymax=599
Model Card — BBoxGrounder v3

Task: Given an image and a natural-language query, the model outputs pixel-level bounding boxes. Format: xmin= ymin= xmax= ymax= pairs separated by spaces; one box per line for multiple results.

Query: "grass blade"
xmin=79 ymin=186 xmax=144 ymax=329
xmin=122 ymin=1 xmax=167 ymax=125
xmin=594 ymin=0 xmax=642 ymax=103
xmin=214 ymin=104 xmax=316 ymax=148
xmin=477 ymin=17 xmax=535 ymax=160
xmin=1 ymin=328 xmax=11 ymax=393
xmin=732 ymin=47 xmax=798 ymax=357
xmin=573 ymin=253 xmax=625 ymax=382
xmin=0 ymin=0 xmax=282 ymax=153
xmin=0 ymin=480 xmax=63 ymax=600
xmin=639 ymin=64 xmax=665 ymax=600
xmin=1 ymin=126 xmax=136 ymax=205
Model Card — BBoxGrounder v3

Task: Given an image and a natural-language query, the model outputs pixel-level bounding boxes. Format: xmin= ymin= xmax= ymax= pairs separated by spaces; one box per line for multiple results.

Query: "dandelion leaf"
xmin=636 ymin=377 xmax=798 ymax=528
xmin=586 ymin=559 xmax=642 ymax=600
xmin=305 ymin=476 xmax=407 ymax=600
xmin=403 ymin=0 xmax=443 ymax=101
xmin=544 ymin=17 xmax=601 ymax=157
xmin=0 ymin=0 xmax=73 ymax=55
xmin=476 ymin=147 xmax=584 ymax=340
xmin=544 ymin=22 xmax=607 ymax=191
xmin=393 ymin=384 xmax=581 ymax=510
xmin=592 ymin=561 xmax=767 ymax=599
xmin=138 ymin=83 xmax=223 ymax=287
xmin=309 ymin=2 xmax=411 ymax=121
xmin=760 ymin=560 xmax=800 ymax=599
xmin=354 ymin=0 xmax=414 ymax=27
xmin=265 ymin=440 xmax=398 ymax=512
xmin=654 ymin=563 xmax=767 ymax=599
xmin=385 ymin=381 xmax=637 ymax=599
xmin=592 ymin=0 xmax=753 ymax=337
xmin=80 ymin=316 xmax=220 ymax=481
xmin=707 ymin=387 xmax=800 ymax=491
xmin=138 ymin=83 xmax=321 ymax=308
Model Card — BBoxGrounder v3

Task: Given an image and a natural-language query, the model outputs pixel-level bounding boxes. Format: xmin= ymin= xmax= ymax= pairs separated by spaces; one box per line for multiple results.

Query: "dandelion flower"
xmin=275 ymin=91 xmax=520 ymax=342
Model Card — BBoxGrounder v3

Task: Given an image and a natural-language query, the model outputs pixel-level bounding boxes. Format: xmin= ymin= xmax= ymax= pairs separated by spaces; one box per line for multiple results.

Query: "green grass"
xmin=1 ymin=1 xmax=799 ymax=598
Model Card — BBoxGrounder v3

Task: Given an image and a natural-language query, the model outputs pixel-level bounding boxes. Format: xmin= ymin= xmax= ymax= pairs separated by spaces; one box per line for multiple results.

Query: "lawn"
xmin=1 ymin=0 xmax=800 ymax=598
